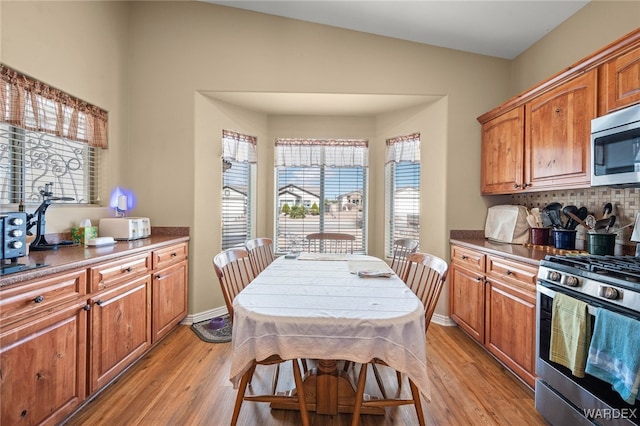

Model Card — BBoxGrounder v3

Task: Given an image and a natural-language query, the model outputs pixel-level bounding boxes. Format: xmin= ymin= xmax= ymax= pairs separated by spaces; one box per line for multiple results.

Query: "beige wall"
xmin=511 ymin=0 xmax=640 ymax=96
xmin=1 ymin=0 xmax=637 ymax=318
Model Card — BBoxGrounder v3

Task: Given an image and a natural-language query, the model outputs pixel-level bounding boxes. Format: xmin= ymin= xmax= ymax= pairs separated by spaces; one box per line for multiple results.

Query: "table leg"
xmin=270 ymin=360 xmax=384 ymax=415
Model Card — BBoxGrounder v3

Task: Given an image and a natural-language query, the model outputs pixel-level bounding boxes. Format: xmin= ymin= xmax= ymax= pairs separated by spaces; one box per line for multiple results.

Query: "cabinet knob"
xmin=513 ymin=183 xmax=520 ymax=189
xmin=522 ymin=183 xmax=530 ymax=188
xmin=171 ymin=252 xmax=177 ymax=257
xmin=83 ymin=304 xmax=91 ymax=311
xmin=461 ymin=255 xmax=468 ymax=260
xmin=33 ymin=295 xmax=44 ymax=304
xmin=96 ymin=299 xmax=104 ymax=306
xmin=476 ymin=276 xmax=483 ymax=282
xmin=155 ymin=274 xmax=162 ymax=279
xmin=123 ymin=267 xmax=132 ymax=273
xmin=506 ymin=270 xmax=513 ymax=275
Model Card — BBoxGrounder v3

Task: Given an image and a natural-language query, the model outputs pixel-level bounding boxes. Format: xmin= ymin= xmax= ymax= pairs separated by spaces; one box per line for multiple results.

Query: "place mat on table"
xmin=348 ymin=259 xmax=395 ymax=278
xmin=297 ymin=253 xmax=350 ymax=261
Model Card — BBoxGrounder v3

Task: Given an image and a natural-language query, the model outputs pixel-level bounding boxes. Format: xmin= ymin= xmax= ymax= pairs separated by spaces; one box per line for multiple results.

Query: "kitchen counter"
xmin=0 ymin=232 xmax=189 ymax=287
xmin=450 ymin=229 xmax=587 ymax=267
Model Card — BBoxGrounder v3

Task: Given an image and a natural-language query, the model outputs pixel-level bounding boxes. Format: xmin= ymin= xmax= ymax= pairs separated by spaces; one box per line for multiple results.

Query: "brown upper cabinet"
xmin=600 ymin=43 xmax=640 ymax=114
xmin=478 ymin=29 xmax=640 ymax=195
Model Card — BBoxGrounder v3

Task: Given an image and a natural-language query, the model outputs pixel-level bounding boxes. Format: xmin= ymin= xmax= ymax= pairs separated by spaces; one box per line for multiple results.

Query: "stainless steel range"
xmin=536 ymin=254 xmax=640 ymax=425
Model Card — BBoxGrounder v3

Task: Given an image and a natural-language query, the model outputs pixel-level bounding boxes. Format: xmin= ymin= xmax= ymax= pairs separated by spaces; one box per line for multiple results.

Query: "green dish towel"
xmin=549 ymin=293 xmax=591 ymax=378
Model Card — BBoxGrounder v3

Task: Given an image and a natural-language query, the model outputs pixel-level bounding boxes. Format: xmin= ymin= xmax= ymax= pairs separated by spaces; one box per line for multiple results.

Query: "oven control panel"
xmin=544 ymin=270 xmax=581 ymax=287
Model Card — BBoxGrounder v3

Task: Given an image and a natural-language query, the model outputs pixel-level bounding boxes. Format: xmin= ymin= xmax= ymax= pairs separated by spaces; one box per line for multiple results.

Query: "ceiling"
xmin=206 ymin=1 xmax=590 ymax=59
xmin=201 ymin=1 xmax=590 ymax=116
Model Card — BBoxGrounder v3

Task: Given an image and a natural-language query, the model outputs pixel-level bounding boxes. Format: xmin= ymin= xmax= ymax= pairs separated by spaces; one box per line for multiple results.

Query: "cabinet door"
xmin=449 ymin=264 xmax=485 ymax=342
xmin=485 ymin=279 xmax=536 ymax=388
xmin=152 ymin=261 xmax=188 ymax=343
xmin=525 ymin=69 xmax=597 ymax=190
xmin=0 ymin=301 xmax=88 ymax=426
xmin=601 ymin=44 xmax=640 ymax=113
xmin=481 ymin=106 xmax=525 ymax=194
xmin=89 ymin=275 xmax=151 ymax=393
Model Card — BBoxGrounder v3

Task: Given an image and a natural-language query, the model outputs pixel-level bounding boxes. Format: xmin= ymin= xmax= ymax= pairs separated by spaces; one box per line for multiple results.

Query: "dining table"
xmin=229 ymin=253 xmax=429 ymax=415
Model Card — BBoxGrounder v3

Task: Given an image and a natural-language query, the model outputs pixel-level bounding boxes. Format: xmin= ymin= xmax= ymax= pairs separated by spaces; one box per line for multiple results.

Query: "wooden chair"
xmin=305 ymin=232 xmax=355 ymax=254
xmin=232 ymin=356 xmax=309 ymax=426
xmin=390 ymin=238 xmax=419 ymax=280
xmin=214 ymin=249 xmax=310 ymax=426
xmin=245 ymin=237 xmax=275 ymax=276
xmin=213 ymin=248 xmax=255 ymax=322
xmin=351 ymin=252 xmax=449 ymax=426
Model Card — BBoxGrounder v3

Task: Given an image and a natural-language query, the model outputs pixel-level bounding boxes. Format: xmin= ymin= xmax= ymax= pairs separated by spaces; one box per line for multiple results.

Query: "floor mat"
xmin=190 ymin=315 xmax=232 ymax=343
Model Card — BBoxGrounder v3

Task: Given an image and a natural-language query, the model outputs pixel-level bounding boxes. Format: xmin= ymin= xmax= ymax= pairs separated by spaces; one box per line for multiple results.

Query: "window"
xmin=0 ymin=65 xmax=107 ymax=206
xmin=385 ymin=133 xmax=421 ymax=258
xmin=221 ymin=130 xmax=256 ymax=250
xmin=275 ymin=138 xmax=368 ymax=254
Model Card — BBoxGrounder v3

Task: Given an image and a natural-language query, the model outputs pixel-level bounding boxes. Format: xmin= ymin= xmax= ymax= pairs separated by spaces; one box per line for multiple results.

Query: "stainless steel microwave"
xmin=591 ymin=102 xmax=640 ymax=186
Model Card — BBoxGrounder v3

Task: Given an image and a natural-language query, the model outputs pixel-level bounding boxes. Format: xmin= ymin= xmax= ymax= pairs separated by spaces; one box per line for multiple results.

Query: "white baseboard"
xmin=181 ymin=306 xmax=228 ymax=325
xmin=431 ymin=313 xmax=457 ymax=327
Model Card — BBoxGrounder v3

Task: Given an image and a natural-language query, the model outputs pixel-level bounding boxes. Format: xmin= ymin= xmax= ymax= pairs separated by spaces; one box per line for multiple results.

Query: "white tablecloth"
xmin=229 ymin=255 xmax=430 ymax=401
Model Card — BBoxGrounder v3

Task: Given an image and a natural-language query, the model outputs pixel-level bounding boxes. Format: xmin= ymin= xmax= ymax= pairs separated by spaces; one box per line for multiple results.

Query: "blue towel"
xmin=585 ymin=308 xmax=640 ymax=404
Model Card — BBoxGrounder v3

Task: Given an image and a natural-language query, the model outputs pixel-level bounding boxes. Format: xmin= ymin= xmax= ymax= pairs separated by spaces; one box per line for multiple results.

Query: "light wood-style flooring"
xmin=64 ymin=324 xmax=547 ymax=425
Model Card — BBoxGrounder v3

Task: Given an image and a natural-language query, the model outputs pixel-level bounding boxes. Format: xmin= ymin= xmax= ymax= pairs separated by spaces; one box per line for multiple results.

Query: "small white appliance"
xmin=98 ymin=217 xmax=151 ymax=241
xmin=484 ymin=205 xmax=530 ymax=244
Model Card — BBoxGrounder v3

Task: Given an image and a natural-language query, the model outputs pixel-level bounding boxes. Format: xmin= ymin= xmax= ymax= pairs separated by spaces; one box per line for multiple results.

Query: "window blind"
xmin=221 ymin=130 xmax=256 ymax=250
xmin=275 ymin=138 xmax=368 ymax=254
xmin=385 ymin=133 xmax=421 ymax=258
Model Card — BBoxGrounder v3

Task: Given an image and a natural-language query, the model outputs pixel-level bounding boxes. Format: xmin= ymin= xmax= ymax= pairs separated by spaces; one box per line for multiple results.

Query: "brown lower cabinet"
xmin=450 ymin=244 xmax=537 ymax=388
xmin=0 ymin=241 xmax=188 ymax=426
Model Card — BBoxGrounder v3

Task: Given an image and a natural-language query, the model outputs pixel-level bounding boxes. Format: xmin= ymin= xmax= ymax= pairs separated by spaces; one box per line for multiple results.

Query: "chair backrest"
xmin=245 ymin=237 xmax=275 ymax=276
xmin=403 ymin=252 xmax=449 ymax=330
xmin=390 ymin=238 xmax=419 ymax=280
xmin=304 ymin=232 xmax=355 ymax=254
xmin=213 ymin=248 xmax=256 ymax=321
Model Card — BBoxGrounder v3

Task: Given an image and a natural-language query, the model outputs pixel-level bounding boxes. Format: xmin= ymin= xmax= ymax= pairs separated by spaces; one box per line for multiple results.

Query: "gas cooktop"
xmin=540 ymin=254 xmax=640 ymax=289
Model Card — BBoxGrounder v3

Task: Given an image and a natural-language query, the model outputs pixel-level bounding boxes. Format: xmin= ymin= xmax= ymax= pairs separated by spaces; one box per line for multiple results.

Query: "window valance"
xmin=0 ymin=64 xmax=108 ymax=149
xmin=222 ymin=129 xmax=257 ymax=164
xmin=275 ymin=138 xmax=368 ymax=167
xmin=385 ymin=132 xmax=420 ymax=164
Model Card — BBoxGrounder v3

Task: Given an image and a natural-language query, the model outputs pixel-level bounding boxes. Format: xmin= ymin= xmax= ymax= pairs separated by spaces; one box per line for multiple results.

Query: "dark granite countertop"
xmin=449 ymin=229 xmax=587 ymax=267
xmin=0 ymin=231 xmax=189 ymax=288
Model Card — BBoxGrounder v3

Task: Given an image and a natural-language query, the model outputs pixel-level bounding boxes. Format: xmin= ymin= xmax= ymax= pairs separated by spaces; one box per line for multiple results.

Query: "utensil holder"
xmin=530 ymin=227 xmax=551 ymax=246
xmin=586 ymin=233 xmax=616 ymax=255
xmin=553 ymin=229 xmax=577 ymax=250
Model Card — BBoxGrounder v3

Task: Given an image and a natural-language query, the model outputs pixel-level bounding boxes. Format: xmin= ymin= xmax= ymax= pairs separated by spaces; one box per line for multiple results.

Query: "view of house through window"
xmin=221 ymin=130 xmax=256 ymax=250
xmin=275 ymin=138 xmax=368 ymax=254
xmin=385 ymin=133 xmax=421 ymax=258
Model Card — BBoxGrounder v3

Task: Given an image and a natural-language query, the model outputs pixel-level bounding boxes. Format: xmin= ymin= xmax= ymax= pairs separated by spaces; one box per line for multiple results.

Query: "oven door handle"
xmin=537 ymin=284 xmax=599 ymax=316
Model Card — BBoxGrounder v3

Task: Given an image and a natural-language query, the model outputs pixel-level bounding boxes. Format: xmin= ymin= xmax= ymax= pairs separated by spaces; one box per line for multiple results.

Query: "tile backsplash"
xmin=510 ymin=187 xmax=639 ymax=254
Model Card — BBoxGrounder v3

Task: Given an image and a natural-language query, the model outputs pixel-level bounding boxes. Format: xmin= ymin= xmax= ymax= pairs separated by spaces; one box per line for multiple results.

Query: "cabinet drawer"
xmin=0 ymin=269 xmax=86 ymax=326
xmin=451 ymin=245 xmax=485 ymax=274
xmin=90 ymin=252 xmax=151 ymax=292
xmin=153 ymin=243 xmax=188 ymax=270
xmin=486 ymin=255 xmax=537 ymax=291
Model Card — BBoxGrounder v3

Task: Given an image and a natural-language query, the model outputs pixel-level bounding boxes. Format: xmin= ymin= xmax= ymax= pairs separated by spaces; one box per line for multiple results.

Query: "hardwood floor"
xmin=64 ymin=324 xmax=547 ymax=426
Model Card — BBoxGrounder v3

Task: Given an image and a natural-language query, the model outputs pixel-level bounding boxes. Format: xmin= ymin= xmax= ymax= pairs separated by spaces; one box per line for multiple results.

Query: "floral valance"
xmin=386 ymin=132 xmax=420 ymax=164
xmin=222 ymin=129 xmax=257 ymax=164
xmin=275 ymin=138 xmax=368 ymax=167
xmin=0 ymin=64 xmax=108 ymax=148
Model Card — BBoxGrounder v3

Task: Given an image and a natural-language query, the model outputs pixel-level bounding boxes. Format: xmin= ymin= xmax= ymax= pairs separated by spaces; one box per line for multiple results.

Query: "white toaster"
xmin=98 ymin=217 xmax=151 ymax=241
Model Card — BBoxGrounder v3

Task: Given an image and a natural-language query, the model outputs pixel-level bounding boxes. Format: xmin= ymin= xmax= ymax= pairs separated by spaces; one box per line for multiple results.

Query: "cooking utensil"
xmin=602 ymin=202 xmax=613 ymax=219
xmin=562 ymin=205 xmax=578 ymax=229
xmin=585 ymin=214 xmax=596 ymax=230
xmin=565 ymin=210 xmax=592 ymax=231
xmin=541 ymin=211 xmax=553 ymax=228
xmin=544 ymin=203 xmax=564 ymax=229
xmin=605 ymin=215 xmax=616 ymax=233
